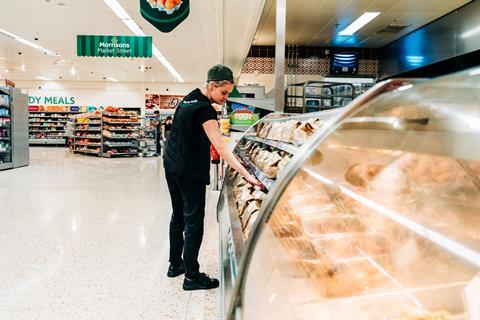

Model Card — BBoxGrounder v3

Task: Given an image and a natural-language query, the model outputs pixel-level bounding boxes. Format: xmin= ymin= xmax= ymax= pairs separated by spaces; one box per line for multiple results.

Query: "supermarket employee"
xmin=163 ymin=64 xmax=260 ymax=291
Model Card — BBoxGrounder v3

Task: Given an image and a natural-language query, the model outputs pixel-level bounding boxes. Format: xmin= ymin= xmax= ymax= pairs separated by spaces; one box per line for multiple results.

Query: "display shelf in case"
xmin=221 ymin=72 xmax=480 ymax=320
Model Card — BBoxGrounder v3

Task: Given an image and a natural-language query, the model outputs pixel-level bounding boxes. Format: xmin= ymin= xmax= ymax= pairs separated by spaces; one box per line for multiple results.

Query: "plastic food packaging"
xmin=262 ymin=151 xmax=283 ymax=178
xmin=280 ymin=120 xmax=301 ymax=143
xmin=257 ymin=122 xmax=272 ymax=139
xmin=277 ymin=156 xmax=292 ymax=177
xmin=266 ymin=122 xmax=284 ymax=141
xmin=293 ymin=121 xmax=316 ymax=145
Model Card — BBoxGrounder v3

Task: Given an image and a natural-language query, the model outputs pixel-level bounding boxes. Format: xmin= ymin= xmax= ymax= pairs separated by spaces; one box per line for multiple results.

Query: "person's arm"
xmin=203 ymin=120 xmax=261 ymax=186
xmin=161 ymin=125 xmax=166 ymax=141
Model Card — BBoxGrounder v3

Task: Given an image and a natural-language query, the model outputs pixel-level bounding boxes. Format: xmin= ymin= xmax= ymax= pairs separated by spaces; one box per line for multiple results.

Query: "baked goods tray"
xmin=244 ymin=135 xmax=299 ymax=155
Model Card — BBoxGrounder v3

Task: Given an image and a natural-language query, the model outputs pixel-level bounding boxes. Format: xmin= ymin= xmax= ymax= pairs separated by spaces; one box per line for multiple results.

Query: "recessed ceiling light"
xmin=20 ymin=64 xmax=26 ymax=71
xmin=338 ymin=12 xmax=381 ymax=36
xmin=0 ymin=28 xmax=59 ymax=56
xmin=70 ymin=66 xmax=77 ymax=76
xmin=36 ymin=76 xmax=51 ymax=81
xmin=4 ymin=69 xmax=9 ymax=73
xmin=103 ymin=0 xmax=184 ymax=82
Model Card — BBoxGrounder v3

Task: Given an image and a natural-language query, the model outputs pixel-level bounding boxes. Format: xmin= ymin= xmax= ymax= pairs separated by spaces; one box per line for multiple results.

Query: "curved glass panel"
xmin=242 ymin=69 xmax=480 ymax=319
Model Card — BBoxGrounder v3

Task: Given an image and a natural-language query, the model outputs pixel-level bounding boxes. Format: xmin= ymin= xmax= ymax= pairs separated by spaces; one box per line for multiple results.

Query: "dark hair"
xmin=154 ymin=110 xmax=160 ymax=115
xmin=165 ymin=116 xmax=172 ymax=121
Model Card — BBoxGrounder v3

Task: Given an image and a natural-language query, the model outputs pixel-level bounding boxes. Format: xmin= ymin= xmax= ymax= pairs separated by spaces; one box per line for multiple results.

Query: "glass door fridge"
xmin=0 ymin=86 xmax=13 ymax=170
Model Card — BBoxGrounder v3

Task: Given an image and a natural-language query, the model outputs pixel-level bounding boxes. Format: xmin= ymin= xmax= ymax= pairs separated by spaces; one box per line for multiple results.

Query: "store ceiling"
xmin=0 ymin=0 xmax=224 ymax=83
xmin=253 ymin=0 xmax=471 ymax=48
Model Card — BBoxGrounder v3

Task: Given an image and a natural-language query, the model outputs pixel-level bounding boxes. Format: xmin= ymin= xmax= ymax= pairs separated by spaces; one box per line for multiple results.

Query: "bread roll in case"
xmin=263 ymin=151 xmax=283 ymax=179
xmin=257 ymin=122 xmax=272 ymax=139
xmin=266 ymin=122 xmax=284 ymax=141
xmin=280 ymin=120 xmax=301 ymax=143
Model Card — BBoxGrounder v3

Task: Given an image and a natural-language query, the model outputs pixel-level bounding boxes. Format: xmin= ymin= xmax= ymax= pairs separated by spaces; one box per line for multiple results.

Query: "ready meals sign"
xmin=77 ymin=35 xmax=152 ymax=58
xmin=29 ymin=96 xmax=76 ymax=105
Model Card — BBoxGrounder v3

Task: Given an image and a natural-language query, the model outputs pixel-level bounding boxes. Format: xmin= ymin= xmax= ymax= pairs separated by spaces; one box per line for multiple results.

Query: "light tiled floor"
xmin=0 ymin=148 xmax=220 ymax=320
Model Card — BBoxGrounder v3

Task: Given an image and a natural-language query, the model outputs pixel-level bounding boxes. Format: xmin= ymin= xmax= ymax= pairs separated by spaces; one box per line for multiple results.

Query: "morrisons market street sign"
xmin=140 ymin=0 xmax=189 ymax=33
xmin=77 ymin=35 xmax=152 ymax=58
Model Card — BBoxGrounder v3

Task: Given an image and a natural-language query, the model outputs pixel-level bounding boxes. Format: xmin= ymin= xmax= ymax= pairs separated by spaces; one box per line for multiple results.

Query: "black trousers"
xmin=165 ymin=169 xmax=206 ymax=279
xmin=156 ymin=134 xmax=162 ymax=155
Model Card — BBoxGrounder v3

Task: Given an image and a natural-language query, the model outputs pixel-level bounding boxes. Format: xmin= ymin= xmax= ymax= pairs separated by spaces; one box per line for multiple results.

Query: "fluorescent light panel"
xmin=338 ymin=12 xmax=381 ymax=36
xmin=0 ymin=28 xmax=59 ymax=56
xmin=102 ymin=0 xmax=184 ymax=82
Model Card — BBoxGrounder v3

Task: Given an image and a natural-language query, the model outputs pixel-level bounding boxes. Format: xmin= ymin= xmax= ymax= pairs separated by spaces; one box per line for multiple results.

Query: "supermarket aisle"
xmin=0 ymin=148 xmax=220 ymax=320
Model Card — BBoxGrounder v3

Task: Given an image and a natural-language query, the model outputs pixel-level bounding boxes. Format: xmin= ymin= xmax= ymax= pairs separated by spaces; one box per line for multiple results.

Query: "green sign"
xmin=77 ymin=35 xmax=152 ymax=58
xmin=29 ymin=96 xmax=76 ymax=105
xmin=140 ymin=0 xmax=189 ymax=33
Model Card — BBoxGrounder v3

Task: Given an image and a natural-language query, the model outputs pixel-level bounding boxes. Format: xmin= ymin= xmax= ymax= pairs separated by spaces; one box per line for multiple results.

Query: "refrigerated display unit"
xmin=0 ymin=87 xmax=13 ymax=170
xmin=0 ymin=86 xmax=29 ymax=170
xmin=285 ymin=81 xmax=355 ymax=114
xmin=219 ymin=68 xmax=480 ymax=320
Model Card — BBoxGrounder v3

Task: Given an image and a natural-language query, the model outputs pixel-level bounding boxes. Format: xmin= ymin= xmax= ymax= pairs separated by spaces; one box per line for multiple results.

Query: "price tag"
xmin=464 ymin=273 xmax=480 ymax=320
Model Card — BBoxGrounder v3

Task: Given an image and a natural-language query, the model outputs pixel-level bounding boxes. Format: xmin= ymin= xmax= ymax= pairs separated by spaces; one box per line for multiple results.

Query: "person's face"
xmin=209 ymin=82 xmax=234 ymax=105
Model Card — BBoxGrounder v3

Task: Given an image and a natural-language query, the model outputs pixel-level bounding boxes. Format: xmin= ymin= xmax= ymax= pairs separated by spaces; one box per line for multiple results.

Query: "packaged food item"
xmin=280 ymin=120 xmax=301 ymax=143
xmin=262 ymin=151 xmax=283 ymax=179
xmin=243 ymin=209 xmax=260 ymax=239
xmin=267 ymin=122 xmax=284 ymax=141
xmin=277 ymin=155 xmax=292 ymax=177
xmin=252 ymin=189 xmax=268 ymax=201
xmin=236 ymin=189 xmax=255 ymax=217
xmin=257 ymin=122 xmax=272 ymax=138
xmin=293 ymin=121 xmax=316 ymax=144
xmin=242 ymin=200 xmax=261 ymax=229
xmin=254 ymin=149 xmax=271 ymax=170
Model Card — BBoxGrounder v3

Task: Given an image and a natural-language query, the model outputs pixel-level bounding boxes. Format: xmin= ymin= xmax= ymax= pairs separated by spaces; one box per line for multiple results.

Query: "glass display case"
xmin=217 ymin=108 xmax=347 ymax=319
xmin=224 ymin=69 xmax=480 ymax=320
xmin=0 ymin=86 xmax=13 ymax=170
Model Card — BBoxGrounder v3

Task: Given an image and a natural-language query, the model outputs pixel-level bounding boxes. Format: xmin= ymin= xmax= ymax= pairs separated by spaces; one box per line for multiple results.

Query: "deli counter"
xmin=218 ymin=68 xmax=480 ymax=320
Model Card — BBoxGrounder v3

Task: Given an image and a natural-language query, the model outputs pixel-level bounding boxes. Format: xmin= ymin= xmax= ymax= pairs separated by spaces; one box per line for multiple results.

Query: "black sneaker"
xmin=167 ymin=263 xmax=185 ymax=278
xmin=183 ymin=273 xmax=219 ymax=291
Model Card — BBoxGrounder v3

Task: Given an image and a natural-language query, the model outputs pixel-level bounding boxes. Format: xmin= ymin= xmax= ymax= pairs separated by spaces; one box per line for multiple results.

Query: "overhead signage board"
xmin=77 ymin=35 xmax=152 ymax=58
xmin=140 ymin=0 xmax=189 ymax=33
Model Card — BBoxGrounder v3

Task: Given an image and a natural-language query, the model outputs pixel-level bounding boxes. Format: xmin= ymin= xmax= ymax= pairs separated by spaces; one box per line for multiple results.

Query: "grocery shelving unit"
xmin=73 ymin=114 xmax=103 ymax=156
xmin=101 ymin=112 xmax=140 ymax=157
xmin=29 ymin=111 xmax=81 ymax=145
xmin=285 ymin=81 xmax=356 ymax=113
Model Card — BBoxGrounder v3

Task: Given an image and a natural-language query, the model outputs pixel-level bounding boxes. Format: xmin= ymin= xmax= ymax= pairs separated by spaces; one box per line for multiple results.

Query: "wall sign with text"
xmin=29 ymin=96 xmax=76 ymax=105
xmin=77 ymin=35 xmax=152 ymax=58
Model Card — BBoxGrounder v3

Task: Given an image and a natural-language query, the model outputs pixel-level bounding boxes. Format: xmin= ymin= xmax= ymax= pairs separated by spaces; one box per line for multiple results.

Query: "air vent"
xmin=379 ymin=24 xmax=409 ymax=33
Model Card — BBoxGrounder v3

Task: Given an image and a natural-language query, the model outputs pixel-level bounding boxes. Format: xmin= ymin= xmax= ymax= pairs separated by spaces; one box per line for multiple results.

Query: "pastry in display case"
xmin=222 ymin=70 xmax=480 ymax=320
xmin=217 ymin=108 xmax=346 ymax=319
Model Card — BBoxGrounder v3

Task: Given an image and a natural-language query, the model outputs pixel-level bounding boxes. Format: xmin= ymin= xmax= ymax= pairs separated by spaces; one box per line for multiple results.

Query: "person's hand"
xmin=245 ymin=173 xmax=262 ymax=187
xmin=163 ymin=138 xmax=166 ymax=142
